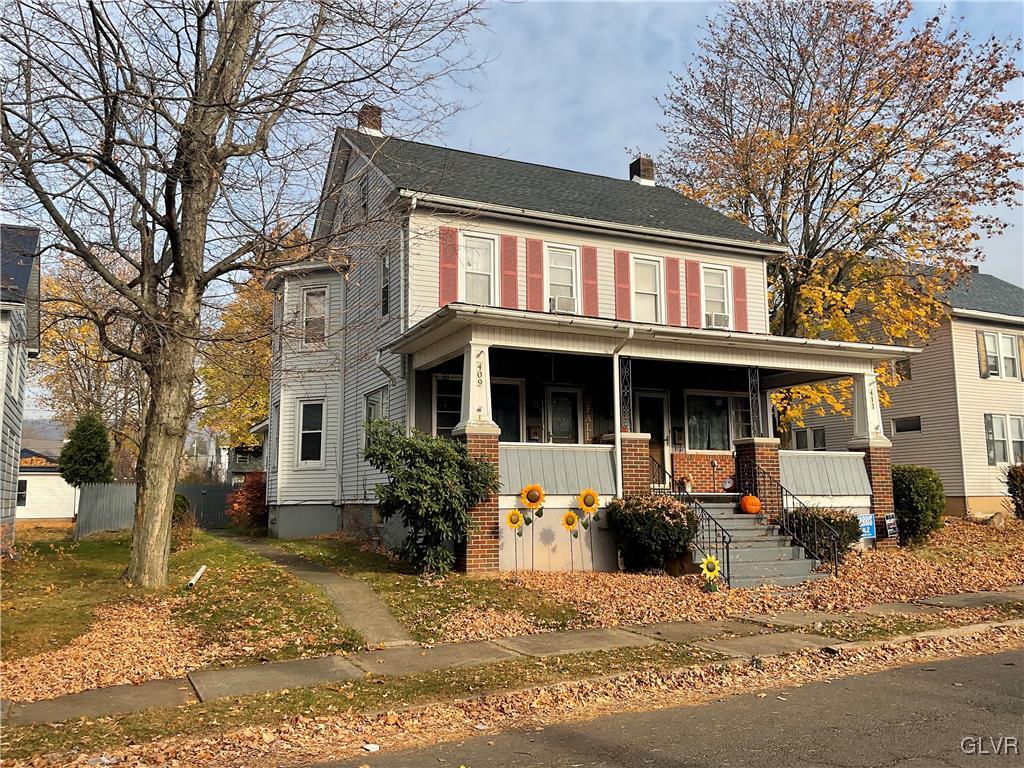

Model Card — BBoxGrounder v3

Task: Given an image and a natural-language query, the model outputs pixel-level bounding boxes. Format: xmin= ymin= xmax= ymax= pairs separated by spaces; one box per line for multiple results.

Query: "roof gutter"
xmin=397 ymin=190 xmax=788 ymax=258
xmin=951 ymin=307 xmax=1024 ymax=327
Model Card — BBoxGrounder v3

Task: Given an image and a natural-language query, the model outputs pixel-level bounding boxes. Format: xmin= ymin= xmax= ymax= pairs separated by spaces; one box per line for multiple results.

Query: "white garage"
xmin=17 ymin=449 xmax=77 ymax=520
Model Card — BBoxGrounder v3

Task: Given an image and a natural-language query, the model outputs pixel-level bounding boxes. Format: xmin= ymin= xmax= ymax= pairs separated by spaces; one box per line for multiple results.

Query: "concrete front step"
xmin=726 ymin=546 xmax=807 ymax=564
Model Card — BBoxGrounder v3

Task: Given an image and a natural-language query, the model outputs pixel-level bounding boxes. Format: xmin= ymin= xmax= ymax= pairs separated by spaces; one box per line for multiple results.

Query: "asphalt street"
xmin=323 ymin=649 xmax=1024 ymax=768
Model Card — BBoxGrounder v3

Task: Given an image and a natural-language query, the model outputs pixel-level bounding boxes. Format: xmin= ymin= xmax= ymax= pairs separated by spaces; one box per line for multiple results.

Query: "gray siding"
xmin=1 ymin=309 xmax=27 ymax=533
xmin=499 ymin=445 xmax=616 ymax=495
xmin=778 ymin=450 xmax=871 ymax=496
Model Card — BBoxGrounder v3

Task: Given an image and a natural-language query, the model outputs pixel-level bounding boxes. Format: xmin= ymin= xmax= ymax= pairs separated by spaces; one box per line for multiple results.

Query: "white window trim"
xmin=700 ymin=263 xmax=733 ymax=330
xmin=362 ymin=386 xmax=389 ymax=449
xmin=989 ymin=413 xmax=1024 ymax=466
xmin=458 ymin=231 xmax=500 ymax=307
xmin=300 ymin=285 xmax=329 ymax=349
xmin=1012 ymin=415 xmax=1024 ymax=464
xmin=683 ymin=389 xmax=749 ymax=454
xmin=431 ymin=373 xmax=463 ymax=437
xmin=542 ymin=242 xmax=581 ymax=314
xmin=545 ymin=385 xmax=584 ymax=443
xmin=295 ymin=398 xmax=326 ymax=469
xmin=630 ymin=254 xmax=665 ymax=324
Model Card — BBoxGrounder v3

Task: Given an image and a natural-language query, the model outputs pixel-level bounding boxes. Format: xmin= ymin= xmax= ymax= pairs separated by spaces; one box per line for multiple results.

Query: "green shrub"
xmin=786 ymin=506 xmax=861 ymax=563
xmin=892 ymin=464 xmax=945 ymax=545
xmin=363 ymin=420 xmax=500 ymax=575
xmin=59 ymin=411 xmax=114 ymax=487
xmin=1004 ymin=463 xmax=1024 ymax=521
xmin=605 ymin=494 xmax=699 ymax=573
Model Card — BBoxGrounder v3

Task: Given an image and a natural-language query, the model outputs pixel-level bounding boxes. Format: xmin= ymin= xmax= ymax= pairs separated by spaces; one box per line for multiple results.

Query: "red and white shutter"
xmin=732 ymin=265 xmax=748 ymax=332
xmin=684 ymin=259 xmax=702 ymax=328
xmin=438 ymin=226 xmax=459 ymax=307
xmin=665 ymin=257 xmax=682 ymax=326
xmin=581 ymin=246 xmax=599 ymax=317
xmin=526 ymin=238 xmax=544 ymax=311
xmin=614 ymin=250 xmax=631 ymax=320
xmin=500 ymin=235 xmax=519 ymax=309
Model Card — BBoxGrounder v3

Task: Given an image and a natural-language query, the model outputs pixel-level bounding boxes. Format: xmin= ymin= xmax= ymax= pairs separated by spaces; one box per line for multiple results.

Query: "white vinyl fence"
xmin=75 ymin=482 xmax=233 ymax=539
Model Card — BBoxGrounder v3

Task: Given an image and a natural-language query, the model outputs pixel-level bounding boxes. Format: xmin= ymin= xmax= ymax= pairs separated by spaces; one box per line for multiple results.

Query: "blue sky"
xmin=433 ymin=0 xmax=1024 ymax=287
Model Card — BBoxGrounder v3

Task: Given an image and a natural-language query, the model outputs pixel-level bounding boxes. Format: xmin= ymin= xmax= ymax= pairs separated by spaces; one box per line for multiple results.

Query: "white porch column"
xmin=850 ymin=371 xmax=888 ymax=443
xmin=453 ymin=342 xmax=500 ymax=436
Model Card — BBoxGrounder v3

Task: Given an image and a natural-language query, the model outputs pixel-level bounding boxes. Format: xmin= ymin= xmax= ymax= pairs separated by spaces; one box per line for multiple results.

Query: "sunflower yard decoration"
xmin=699 ymin=553 xmax=722 ymax=592
xmin=520 ymin=483 xmax=545 ymax=517
xmin=561 ymin=510 xmax=580 ymax=538
xmin=506 ymin=509 xmax=525 ymax=536
xmin=576 ymin=488 xmax=600 ymax=525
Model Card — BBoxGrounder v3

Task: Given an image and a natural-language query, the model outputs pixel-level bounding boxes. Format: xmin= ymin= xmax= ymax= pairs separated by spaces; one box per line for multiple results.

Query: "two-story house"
xmin=800 ymin=269 xmax=1023 ymax=516
xmin=1 ymin=224 xmax=40 ymax=548
xmin=265 ymin=106 xmax=915 ymax=581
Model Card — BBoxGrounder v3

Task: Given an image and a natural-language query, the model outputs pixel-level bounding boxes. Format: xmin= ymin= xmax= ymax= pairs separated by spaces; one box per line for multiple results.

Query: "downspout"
xmin=612 ymin=328 xmax=634 ymax=498
xmin=375 ymin=349 xmax=397 ymax=385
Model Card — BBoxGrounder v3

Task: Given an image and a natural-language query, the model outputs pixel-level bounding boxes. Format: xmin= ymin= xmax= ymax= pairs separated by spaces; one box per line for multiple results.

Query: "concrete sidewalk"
xmin=6 ymin=585 xmax=1023 ymax=727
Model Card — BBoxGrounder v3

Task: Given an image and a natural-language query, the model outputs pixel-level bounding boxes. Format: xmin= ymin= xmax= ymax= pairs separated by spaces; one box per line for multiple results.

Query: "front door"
xmin=636 ymin=392 xmax=670 ymax=484
xmin=547 ymin=387 xmax=582 ymax=444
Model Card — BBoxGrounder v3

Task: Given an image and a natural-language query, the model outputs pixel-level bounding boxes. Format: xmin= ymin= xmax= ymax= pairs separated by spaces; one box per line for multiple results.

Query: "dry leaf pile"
xmin=434 ymin=606 xmax=544 ymax=641
xmin=13 ymin=623 xmax=1023 ymax=768
xmin=0 ymin=600 xmax=210 ymax=702
xmin=507 ymin=519 xmax=1024 ymax=627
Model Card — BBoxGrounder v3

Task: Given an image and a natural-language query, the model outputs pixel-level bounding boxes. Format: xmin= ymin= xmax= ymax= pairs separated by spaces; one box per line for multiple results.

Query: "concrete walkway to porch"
xmin=5 ymin=585 xmax=1022 ymax=726
xmin=227 ymin=537 xmax=415 ymax=649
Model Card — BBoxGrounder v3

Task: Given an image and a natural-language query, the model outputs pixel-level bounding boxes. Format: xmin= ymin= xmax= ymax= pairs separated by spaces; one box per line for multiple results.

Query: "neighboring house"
xmin=264 ymin=106 xmax=914 ymax=580
xmin=1 ymin=224 xmax=40 ymax=547
xmin=16 ymin=448 xmax=77 ymax=520
xmin=802 ymin=268 xmax=1024 ymax=516
xmin=227 ymin=443 xmax=264 ymax=486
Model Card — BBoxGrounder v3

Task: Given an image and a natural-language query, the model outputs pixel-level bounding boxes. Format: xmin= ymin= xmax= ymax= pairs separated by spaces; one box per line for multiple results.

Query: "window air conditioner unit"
xmin=705 ymin=313 xmax=731 ymax=329
xmin=549 ymin=295 xmax=576 ymax=314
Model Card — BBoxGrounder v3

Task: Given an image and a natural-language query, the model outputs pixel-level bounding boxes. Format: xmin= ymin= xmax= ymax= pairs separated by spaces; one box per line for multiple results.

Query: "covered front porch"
xmin=391 ymin=304 xmax=914 ymax=573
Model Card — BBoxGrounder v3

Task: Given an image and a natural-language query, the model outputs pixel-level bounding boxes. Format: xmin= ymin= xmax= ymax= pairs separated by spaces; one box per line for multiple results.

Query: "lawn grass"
xmin=281 ymin=537 xmax=582 ymax=642
xmin=1 ymin=641 xmax=724 ymax=760
xmin=1 ymin=527 xmax=361 ymax=668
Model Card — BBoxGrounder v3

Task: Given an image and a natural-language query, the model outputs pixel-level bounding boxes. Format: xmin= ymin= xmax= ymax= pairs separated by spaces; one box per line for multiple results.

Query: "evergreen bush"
xmin=892 ymin=464 xmax=945 ymax=545
xmin=363 ymin=420 xmax=500 ymax=575
xmin=605 ymin=494 xmax=699 ymax=573
xmin=59 ymin=412 xmax=114 ymax=487
xmin=1003 ymin=463 xmax=1024 ymax=521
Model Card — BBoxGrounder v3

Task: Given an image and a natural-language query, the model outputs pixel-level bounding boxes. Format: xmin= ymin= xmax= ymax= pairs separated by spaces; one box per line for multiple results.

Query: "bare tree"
xmin=1 ymin=0 xmax=482 ymax=586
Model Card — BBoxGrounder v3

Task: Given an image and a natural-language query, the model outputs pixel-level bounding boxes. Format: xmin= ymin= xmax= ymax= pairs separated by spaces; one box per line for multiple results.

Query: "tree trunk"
xmin=126 ymin=330 xmax=196 ymax=587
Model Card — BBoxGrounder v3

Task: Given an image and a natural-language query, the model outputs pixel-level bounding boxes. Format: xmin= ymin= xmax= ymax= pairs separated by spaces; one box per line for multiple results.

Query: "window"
xmin=980 ymin=332 xmax=1019 ymax=379
xmin=297 ymin=400 xmax=325 ymax=465
xmin=365 ymin=387 xmax=387 ymax=423
xmin=302 ymin=288 xmax=326 ymax=345
xmin=701 ymin=265 xmax=731 ymax=329
xmin=731 ymin=396 xmax=752 ymax=440
xmin=270 ymin=401 xmax=279 ymax=470
xmin=632 ymin=257 xmax=662 ymax=323
xmin=461 ymin=234 xmax=497 ymax=306
xmin=1013 ymin=416 xmax=1024 ymax=464
xmin=380 ymin=251 xmax=390 ymax=317
xmin=686 ymin=394 xmax=731 ymax=451
xmin=433 ymin=375 xmax=462 ymax=438
xmin=892 ymin=416 xmax=922 ymax=434
xmin=894 ymin=358 xmax=912 ymax=381
xmin=545 ymin=244 xmax=578 ymax=312
xmin=359 ymin=173 xmax=370 ymax=216
xmin=793 ymin=428 xmax=826 ymax=451
xmin=16 ymin=479 xmax=26 ymax=506
xmin=985 ymin=414 xmax=1024 ymax=465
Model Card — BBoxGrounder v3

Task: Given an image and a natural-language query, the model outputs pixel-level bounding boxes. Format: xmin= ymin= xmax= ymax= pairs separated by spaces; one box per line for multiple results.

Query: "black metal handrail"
xmin=736 ymin=458 xmax=842 ymax=576
xmin=649 ymin=456 xmax=732 ymax=586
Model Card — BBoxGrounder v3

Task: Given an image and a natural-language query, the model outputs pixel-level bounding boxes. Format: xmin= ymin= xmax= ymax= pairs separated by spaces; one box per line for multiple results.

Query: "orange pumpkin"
xmin=739 ymin=494 xmax=762 ymax=515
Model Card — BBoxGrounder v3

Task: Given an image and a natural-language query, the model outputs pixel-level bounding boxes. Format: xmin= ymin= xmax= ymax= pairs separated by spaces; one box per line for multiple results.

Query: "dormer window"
xmin=701 ymin=265 xmax=731 ymax=329
xmin=460 ymin=233 xmax=497 ymax=306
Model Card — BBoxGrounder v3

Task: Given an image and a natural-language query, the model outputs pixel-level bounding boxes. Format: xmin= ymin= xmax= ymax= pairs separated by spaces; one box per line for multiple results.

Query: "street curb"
xmin=823 ymin=618 xmax=1024 ymax=655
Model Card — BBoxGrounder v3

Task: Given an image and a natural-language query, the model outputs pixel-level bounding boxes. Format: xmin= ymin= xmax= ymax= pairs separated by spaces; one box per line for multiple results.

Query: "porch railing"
xmin=649 ymin=457 xmax=732 ymax=586
xmin=736 ymin=458 xmax=842 ymax=576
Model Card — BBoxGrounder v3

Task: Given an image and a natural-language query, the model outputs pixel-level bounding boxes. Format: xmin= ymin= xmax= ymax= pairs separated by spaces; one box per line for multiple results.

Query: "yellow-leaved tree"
xmin=197 ymin=279 xmax=274 ymax=447
xmin=660 ymin=0 xmax=1023 ymax=428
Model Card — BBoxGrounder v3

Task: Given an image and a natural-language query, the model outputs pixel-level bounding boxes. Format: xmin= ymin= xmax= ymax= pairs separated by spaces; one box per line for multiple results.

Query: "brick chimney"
xmin=629 ymin=154 xmax=655 ymax=186
xmin=357 ymin=103 xmax=383 ymax=136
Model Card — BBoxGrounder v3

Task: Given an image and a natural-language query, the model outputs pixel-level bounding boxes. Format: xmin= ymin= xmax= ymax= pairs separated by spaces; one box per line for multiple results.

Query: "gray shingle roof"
xmin=1 ymin=224 xmax=38 ymax=304
xmin=946 ymin=270 xmax=1024 ymax=318
xmin=343 ymin=130 xmax=777 ymax=247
